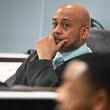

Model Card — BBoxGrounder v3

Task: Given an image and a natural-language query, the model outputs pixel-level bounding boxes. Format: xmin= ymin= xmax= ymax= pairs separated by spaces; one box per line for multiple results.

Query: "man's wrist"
xmin=38 ymin=57 xmax=52 ymax=60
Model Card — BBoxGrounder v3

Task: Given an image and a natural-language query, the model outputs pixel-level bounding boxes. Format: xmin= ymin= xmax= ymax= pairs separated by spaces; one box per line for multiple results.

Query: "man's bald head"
xmin=55 ymin=3 xmax=91 ymax=28
xmin=52 ymin=3 xmax=91 ymax=52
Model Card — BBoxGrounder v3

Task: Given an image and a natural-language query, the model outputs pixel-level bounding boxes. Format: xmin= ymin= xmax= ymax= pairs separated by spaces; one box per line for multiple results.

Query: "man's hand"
xmin=36 ymin=36 xmax=68 ymax=60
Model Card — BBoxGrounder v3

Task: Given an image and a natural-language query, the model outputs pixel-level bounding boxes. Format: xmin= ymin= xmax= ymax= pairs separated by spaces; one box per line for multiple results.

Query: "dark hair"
xmin=74 ymin=53 xmax=110 ymax=98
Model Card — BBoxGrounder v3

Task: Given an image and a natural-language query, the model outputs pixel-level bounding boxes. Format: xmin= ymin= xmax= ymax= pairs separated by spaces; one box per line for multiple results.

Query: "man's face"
xmin=51 ymin=6 xmax=83 ymax=52
xmin=56 ymin=60 xmax=93 ymax=110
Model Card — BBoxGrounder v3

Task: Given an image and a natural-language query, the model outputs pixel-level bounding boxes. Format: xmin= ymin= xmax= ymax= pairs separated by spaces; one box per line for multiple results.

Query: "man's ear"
xmin=80 ymin=25 xmax=89 ymax=41
xmin=91 ymin=89 xmax=108 ymax=110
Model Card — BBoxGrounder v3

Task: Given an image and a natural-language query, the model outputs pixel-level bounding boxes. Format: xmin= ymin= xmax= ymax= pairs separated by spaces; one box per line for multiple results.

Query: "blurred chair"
xmin=91 ymin=18 xmax=104 ymax=30
xmin=87 ymin=29 xmax=110 ymax=53
xmin=26 ymin=49 xmax=36 ymax=55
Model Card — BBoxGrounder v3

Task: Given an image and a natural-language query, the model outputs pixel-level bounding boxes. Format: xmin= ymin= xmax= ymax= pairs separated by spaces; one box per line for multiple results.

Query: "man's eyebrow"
xmin=52 ymin=18 xmax=70 ymax=21
xmin=52 ymin=18 xmax=57 ymax=21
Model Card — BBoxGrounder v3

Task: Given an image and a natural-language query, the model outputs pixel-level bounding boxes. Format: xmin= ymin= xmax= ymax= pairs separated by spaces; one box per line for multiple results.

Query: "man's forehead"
xmin=57 ymin=5 xmax=75 ymax=13
xmin=53 ymin=11 xmax=75 ymax=22
xmin=54 ymin=7 xmax=75 ymax=16
xmin=64 ymin=60 xmax=88 ymax=80
xmin=53 ymin=5 xmax=79 ymax=22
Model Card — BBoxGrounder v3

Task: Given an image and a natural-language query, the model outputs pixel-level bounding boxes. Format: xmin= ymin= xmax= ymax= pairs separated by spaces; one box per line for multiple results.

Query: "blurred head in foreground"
xmin=56 ymin=53 xmax=110 ymax=110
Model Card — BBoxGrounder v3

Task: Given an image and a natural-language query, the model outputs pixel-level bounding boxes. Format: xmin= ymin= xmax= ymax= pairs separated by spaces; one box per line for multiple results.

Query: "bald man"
xmin=5 ymin=4 xmax=92 ymax=87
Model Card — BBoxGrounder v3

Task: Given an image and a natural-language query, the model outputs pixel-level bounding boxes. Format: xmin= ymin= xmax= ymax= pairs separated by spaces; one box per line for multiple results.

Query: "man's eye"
xmin=52 ymin=22 xmax=57 ymax=28
xmin=62 ymin=24 xmax=70 ymax=30
xmin=64 ymin=24 xmax=69 ymax=27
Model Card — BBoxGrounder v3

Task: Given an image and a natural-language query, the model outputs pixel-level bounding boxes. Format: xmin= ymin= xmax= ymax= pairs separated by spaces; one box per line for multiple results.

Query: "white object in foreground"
xmin=0 ymin=91 xmax=57 ymax=99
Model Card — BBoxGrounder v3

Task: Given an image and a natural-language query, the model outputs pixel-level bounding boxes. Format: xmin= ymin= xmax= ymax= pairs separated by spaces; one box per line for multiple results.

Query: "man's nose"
xmin=52 ymin=25 xmax=62 ymax=35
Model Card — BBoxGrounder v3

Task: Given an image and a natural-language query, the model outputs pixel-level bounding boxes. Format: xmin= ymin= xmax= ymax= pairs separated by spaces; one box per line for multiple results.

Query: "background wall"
xmin=0 ymin=0 xmax=110 ymax=53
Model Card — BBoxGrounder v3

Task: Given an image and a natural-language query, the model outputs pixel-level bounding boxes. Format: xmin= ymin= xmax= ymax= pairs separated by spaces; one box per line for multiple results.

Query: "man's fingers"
xmin=56 ymin=39 xmax=68 ymax=51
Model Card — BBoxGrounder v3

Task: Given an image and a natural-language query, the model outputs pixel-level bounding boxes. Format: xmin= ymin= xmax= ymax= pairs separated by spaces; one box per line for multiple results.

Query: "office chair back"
xmin=87 ymin=29 xmax=110 ymax=53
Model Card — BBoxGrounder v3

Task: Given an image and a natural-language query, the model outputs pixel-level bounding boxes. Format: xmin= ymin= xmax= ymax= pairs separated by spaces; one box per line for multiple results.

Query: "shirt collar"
xmin=53 ymin=43 xmax=92 ymax=62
